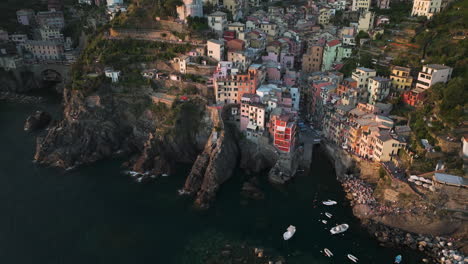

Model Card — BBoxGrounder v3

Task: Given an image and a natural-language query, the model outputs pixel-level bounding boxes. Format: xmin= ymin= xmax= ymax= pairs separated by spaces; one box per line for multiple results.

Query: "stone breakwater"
xmin=0 ymin=92 xmax=43 ymax=104
xmin=367 ymin=220 xmax=467 ymax=264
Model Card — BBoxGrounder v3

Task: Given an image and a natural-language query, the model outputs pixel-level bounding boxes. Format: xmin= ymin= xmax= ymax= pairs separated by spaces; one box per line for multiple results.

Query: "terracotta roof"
xmin=327 ymin=39 xmax=341 ymax=47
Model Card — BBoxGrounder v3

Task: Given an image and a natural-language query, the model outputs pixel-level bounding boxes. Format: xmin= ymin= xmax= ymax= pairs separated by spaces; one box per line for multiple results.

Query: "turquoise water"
xmin=0 ymin=95 xmax=425 ymax=263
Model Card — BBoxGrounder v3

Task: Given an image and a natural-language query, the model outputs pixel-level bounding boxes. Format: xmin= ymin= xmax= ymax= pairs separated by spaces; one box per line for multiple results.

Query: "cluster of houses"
xmin=303 ymin=63 xmax=452 ymax=163
xmin=126 ymin=0 xmax=455 ymax=159
xmin=0 ymin=0 xmax=77 ymax=70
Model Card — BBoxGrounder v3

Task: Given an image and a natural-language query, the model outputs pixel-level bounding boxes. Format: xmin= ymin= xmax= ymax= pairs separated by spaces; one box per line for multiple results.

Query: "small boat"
xmin=322 ymin=200 xmax=337 ymax=206
xmin=394 ymin=255 xmax=402 ymax=263
xmin=325 ymin=212 xmax=332 ymax=218
xmin=347 ymin=254 xmax=358 ymax=263
xmin=126 ymin=171 xmax=140 ymax=177
xmin=283 ymin=225 xmax=296 ymax=240
xmin=330 ymin=224 xmax=349 ymax=235
xmin=324 ymin=248 xmax=333 ymax=257
xmin=136 ymin=176 xmax=145 ymax=183
xmin=321 ymin=220 xmax=327 ymax=224
xmin=161 ymin=173 xmax=169 ymax=177
xmin=150 ymin=175 xmax=157 ymax=179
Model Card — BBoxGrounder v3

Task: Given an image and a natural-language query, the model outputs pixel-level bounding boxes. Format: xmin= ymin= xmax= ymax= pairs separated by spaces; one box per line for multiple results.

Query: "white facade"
xmin=352 ymin=0 xmax=371 ymax=12
xmin=290 ymin=87 xmax=300 ymax=111
xmin=105 ymin=68 xmax=121 ymax=83
xmin=368 ymin=77 xmax=391 ymax=104
xmin=358 ymin=11 xmax=374 ymax=32
xmin=177 ymin=0 xmax=203 ymax=21
xmin=207 ymin=11 xmax=227 ymax=34
xmin=107 ymin=0 xmax=123 ymax=6
xmin=411 ymin=0 xmax=446 ymax=18
xmin=207 ymin=39 xmax=225 ymax=62
xmin=16 ymin=9 xmax=35 ymax=26
xmin=39 ymin=26 xmax=64 ymax=42
xmin=415 ymin=64 xmax=452 ymax=90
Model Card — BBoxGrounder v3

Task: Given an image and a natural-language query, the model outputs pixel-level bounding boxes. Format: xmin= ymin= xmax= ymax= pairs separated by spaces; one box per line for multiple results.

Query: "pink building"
xmin=266 ymin=62 xmax=281 ymax=82
xmin=262 ymin=51 xmax=279 ymax=63
xmin=280 ymin=53 xmax=294 ymax=70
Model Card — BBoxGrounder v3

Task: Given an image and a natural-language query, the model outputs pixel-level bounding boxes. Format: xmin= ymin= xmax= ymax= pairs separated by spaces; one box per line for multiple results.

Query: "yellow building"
xmin=390 ymin=66 xmax=413 ymax=91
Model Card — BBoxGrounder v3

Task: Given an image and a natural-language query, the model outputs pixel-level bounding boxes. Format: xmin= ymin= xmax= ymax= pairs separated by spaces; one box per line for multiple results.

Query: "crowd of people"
xmin=341 ymin=175 xmax=376 ymax=205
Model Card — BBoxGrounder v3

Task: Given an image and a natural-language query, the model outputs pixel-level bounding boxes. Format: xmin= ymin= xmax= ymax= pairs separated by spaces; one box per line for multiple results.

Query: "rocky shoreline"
xmin=323 ymin=142 xmax=467 ymax=264
xmin=0 ymin=92 xmax=44 ymax=104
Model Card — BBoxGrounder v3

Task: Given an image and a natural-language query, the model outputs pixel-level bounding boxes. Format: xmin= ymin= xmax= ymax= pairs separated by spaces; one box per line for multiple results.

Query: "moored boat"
xmin=325 ymin=212 xmax=332 ymax=218
xmin=394 ymin=255 xmax=402 ymax=263
xmin=330 ymin=224 xmax=349 ymax=234
xmin=283 ymin=225 xmax=296 ymax=240
xmin=321 ymin=220 xmax=327 ymax=224
xmin=347 ymin=254 xmax=358 ymax=263
xmin=324 ymin=248 xmax=333 ymax=257
xmin=322 ymin=200 xmax=337 ymax=206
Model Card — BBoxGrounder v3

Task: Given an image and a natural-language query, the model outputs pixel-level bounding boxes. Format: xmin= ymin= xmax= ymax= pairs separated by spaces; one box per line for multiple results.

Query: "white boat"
xmin=322 ymin=200 xmax=337 ymax=206
xmin=150 ymin=175 xmax=156 ymax=179
xmin=321 ymin=220 xmax=327 ymax=224
xmin=283 ymin=225 xmax=296 ymax=240
xmin=136 ymin=176 xmax=144 ymax=183
xmin=347 ymin=254 xmax=358 ymax=263
xmin=324 ymin=248 xmax=333 ymax=257
xmin=330 ymin=224 xmax=349 ymax=234
xmin=161 ymin=173 xmax=169 ymax=177
xmin=126 ymin=171 xmax=140 ymax=177
xmin=325 ymin=212 xmax=332 ymax=218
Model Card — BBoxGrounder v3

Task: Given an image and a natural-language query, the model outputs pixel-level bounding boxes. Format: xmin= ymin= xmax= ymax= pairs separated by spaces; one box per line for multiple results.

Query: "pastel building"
xmin=351 ymin=0 xmax=371 ymax=12
xmin=24 ymin=40 xmax=64 ymax=60
xmin=302 ymin=43 xmax=324 ymax=73
xmin=240 ymin=94 xmax=266 ymax=132
xmin=177 ymin=0 xmax=203 ymax=21
xmin=16 ymin=9 xmax=35 ymax=26
xmin=411 ymin=0 xmax=448 ymax=19
xmin=270 ymin=108 xmax=297 ymax=153
xmin=390 ymin=66 xmax=412 ymax=91
xmin=36 ymin=10 xmax=65 ymax=29
xmin=368 ymin=76 xmax=391 ymax=104
xmin=207 ymin=11 xmax=228 ymax=35
xmin=207 ymin=39 xmax=225 ymax=61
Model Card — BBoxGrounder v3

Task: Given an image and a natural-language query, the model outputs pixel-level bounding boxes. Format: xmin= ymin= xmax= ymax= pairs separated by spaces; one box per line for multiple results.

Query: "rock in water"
xmin=24 ymin=111 xmax=52 ymax=132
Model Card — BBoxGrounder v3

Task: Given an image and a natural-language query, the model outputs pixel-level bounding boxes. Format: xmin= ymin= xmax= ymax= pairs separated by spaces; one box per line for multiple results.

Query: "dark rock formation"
xmin=24 ymin=111 xmax=52 ymax=132
xmin=182 ymin=108 xmax=239 ymax=209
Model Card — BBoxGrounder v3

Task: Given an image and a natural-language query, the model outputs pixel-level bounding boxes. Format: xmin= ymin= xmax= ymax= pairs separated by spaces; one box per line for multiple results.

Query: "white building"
xmin=173 ymin=55 xmax=189 ymax=74
xmin=415 ymin=64 xmax=452 ymax=90
xmin=289 ymin=87 xmax=300 ymax=111
xmin=107 ymin=0 xmax=123 ymax=6
xmin=177 ymin=0 xmax=203 ymax=21
xmin=368 ymin=76 xmax=391 ymax=104
xmin=39 ymin=26 xmax=64 ymax=42
xmin=16 ymin=9 xmax=35 ymax=26
xmin=104 ymin=68 xmax=121 ymax=83
xmin=207 ymin=11 xmax=227 ymax=35
xmin=358 ymin=11 xmax=375 ymax=32
xmin=351 ymin=0 xmax=371 ymax=12
xmin=207 ymin=39 xmax=225 ymax=62
xmin=352 ymin=67 xmax=376 ymax=101
xmin=411 ymin=0 xmax=448 ymax=19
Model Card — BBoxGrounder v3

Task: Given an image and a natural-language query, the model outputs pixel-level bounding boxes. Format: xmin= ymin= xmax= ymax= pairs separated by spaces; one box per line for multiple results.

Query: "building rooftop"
xmin=392 ymin=65 xmax=410 ymax=72
xmin=208 ymin=39 xmax=224 ymax=45
xmin=370 ymin=76 xmax=391 ymax=82
xmin=356 ymin=67 xmax=375 ymax=72
xmin=327 ymin=39 xmax=341 ymax=47
xmin=434 ymin=173 xmax=468 ymax=187
xmin=425 ymin=64 xmax=452 ymax=70
xmin=209 ymin=11 xmax=227 ymax=17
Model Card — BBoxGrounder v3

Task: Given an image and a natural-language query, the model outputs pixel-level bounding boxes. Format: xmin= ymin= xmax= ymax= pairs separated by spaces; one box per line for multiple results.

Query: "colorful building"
xmin=390 ymin=66 xmax=412 ymax=91
xmin=415 ymin=64 xmax=452 ymax=90
xmin=270 ymin=108 xmax=297 ymax=153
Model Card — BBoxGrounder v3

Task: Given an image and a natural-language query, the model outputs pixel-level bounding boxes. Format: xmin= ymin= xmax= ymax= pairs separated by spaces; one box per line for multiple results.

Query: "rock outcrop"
xmin=182 ymin=107 xmax=239 ymax=208
xmin=24 ymin=111 xmax=52 ymax=132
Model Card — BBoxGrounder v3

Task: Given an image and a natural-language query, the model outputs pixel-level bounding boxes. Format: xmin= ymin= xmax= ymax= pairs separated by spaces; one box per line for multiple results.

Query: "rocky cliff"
xmin=33 ymin=84 xmax=242 ymax=208
xmin=182 ymin=107 xmax=239 ymax=208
